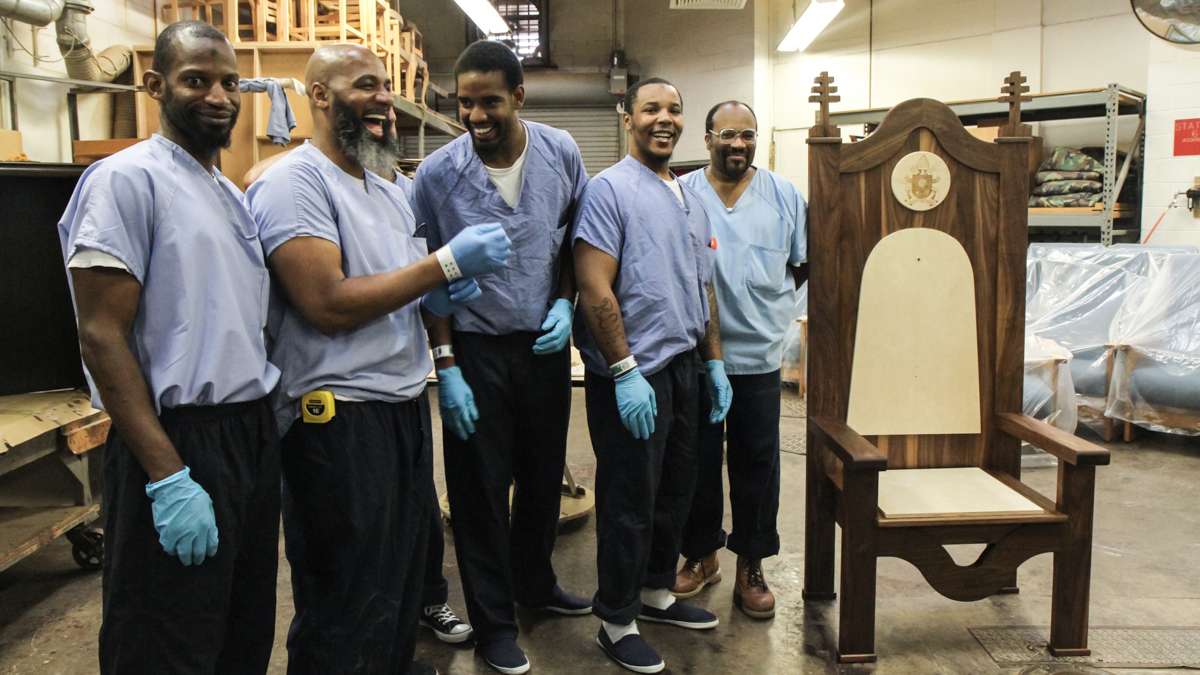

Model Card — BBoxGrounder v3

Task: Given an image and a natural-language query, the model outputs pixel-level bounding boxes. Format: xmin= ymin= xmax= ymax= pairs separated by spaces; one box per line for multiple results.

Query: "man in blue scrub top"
xmin=58 ymin=22 xmax=281 ymax=674
xmin=574 ymin=77 xmax=734 ymax=674
xmin=411 ymin=41 xmax=591 ymax=675
xmin=247 ymin=44 xmax=510 ymax=675
xmin=674 ymin=101 xmax=807 ymax=620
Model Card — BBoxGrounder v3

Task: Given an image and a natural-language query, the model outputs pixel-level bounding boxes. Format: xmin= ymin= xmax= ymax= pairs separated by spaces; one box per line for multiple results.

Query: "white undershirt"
xmin=68 ymin=249 xmax=129 ymax=272
xmin=483 ymin=129 xmax=528 ymax=208
xmin=662 ymin=177 xmax=685 ymax=207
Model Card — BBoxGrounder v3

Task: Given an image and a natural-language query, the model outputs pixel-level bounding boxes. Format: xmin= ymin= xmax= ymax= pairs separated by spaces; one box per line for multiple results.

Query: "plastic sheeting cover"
xmin=1108 ymin=253 xmax=1200 ymax=435
xmin=1023 ymin=335 xmax=1078 ymax=433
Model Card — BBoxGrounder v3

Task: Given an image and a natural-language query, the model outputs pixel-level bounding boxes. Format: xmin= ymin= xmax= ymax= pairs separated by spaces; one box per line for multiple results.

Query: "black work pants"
xmin=99 ymin=398 xmax=280 ymax=675
xmin=442 ymin=331 xmax=571 ymax=645
xmin=586 ymin=350 xmax=701 ymax=625
xmin=681 ymin=370 xmax=783 ymax=560
xmin=281 ymin=396 xmax=433 ymax=675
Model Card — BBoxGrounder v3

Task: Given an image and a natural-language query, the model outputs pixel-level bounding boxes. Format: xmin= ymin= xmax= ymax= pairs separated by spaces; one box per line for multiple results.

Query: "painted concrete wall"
xmin=1141 ymin=39 xmax=1200 ymax=245
xmin=0 ymin=0 xmax=155 ymax=162
xmin=768 ymin=0 xmax=1157 ymax=218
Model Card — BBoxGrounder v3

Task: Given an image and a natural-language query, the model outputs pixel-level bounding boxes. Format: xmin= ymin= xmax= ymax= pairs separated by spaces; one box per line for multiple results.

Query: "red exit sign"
xmin=1176 ymin=118 xmax=1200 ymax=156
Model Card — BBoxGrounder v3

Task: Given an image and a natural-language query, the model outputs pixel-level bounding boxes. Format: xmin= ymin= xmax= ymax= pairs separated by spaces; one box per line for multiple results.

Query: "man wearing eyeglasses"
xmin=674 ymin=100 xmax=807 ymax=620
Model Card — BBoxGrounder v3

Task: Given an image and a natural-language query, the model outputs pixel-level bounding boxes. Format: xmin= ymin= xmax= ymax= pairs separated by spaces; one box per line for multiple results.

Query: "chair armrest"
xmin=996 ymin=412 xmax=1110 ymax=466
xmin=810 ymin=416 xmax=888 ymax=472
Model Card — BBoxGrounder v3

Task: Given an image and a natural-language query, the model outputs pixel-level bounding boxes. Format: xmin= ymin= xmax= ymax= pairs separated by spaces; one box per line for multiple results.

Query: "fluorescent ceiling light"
xmin=454 ymin=0 xmax=510 ymax=36
xmin=777 ymin=0 xmax=844 ymax=52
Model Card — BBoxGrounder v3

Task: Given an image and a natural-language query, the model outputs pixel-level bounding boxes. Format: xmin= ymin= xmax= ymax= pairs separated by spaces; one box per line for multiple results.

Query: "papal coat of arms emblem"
xmin=890 ymin=151 xmax=951 ymax=212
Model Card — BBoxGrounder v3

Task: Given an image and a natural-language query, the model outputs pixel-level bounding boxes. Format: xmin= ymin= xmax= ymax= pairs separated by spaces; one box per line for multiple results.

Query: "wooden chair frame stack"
xmin=802 ymin=71 xmax=1111 ymax=663
xmin=158 ymin=0 xmax=429 ymax=104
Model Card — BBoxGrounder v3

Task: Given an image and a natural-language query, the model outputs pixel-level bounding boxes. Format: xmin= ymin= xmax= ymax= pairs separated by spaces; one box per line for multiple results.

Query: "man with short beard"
xmin=411 ymin=40 xmax=591 ymax=675
xmin=57 ymin=21 xmax=281 ymax=674
xmin=674 ymin=100 xmax=807 ymax=620
xmin=574 ymin=77 xmax=733 ymax=674
xmin=246 ymin=44 xmax=511 ymax=675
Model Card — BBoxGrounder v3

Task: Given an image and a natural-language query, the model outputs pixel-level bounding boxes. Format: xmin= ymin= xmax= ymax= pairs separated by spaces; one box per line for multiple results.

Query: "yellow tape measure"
xmin=301 ymin=390 xmax=335 ymax=424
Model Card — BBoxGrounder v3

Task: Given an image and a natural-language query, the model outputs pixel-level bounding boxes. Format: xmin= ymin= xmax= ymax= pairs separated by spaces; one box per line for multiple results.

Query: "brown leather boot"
xmin=671 ymin=552 xmax=721 ymax=599
xmin=734 ymin=556 xmax=775 ymax=619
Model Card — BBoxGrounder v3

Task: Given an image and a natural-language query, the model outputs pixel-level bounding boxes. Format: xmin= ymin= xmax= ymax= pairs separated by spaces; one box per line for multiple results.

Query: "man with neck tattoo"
xmin=674 ymin=100 xmax=808 ymax=621
xmin=411 ymin=41 xmax=591 ymax=675
xmin=57 ymin=21 xmax=281 ymax=673
xmin=246 ymin=44 xmax=510 ymax=675
xmin=573 ymin=77 xmax=734 ymax=674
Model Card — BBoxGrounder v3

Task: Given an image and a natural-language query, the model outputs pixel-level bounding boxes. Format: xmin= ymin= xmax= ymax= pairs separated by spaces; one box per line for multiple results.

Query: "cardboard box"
xmin=0 ymin=129 xmax=24 ymax=160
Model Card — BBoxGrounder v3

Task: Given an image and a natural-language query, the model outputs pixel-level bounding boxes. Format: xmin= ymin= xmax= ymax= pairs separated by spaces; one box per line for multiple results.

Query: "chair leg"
xmin=836 ymin=470 xmax=878 ymax=664
xmin=1049 ymin=462 xmax=1095 ymax=657
xmin=802 ymin=435 xmax=835 ymax=601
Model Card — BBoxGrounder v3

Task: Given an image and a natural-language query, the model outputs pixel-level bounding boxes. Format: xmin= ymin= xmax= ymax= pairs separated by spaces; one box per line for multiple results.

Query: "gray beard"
xmin=351 ymin=136 xmax=400 ymax=179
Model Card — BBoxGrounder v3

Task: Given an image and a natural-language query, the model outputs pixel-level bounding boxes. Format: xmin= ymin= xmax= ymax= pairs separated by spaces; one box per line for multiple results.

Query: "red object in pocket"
xmin=709 ymin=237 xmax=718 ymax=250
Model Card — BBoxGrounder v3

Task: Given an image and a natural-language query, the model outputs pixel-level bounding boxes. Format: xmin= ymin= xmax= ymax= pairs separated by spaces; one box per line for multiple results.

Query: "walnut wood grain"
xmin=810 ymin=416 xmax=887 ymax=471
xmin=996 ymin=413 xmax=1111 ymax=466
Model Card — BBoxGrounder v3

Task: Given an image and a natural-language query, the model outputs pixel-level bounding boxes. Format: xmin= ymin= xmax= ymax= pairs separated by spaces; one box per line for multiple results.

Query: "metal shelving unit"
xmin=830 ymin=85 xmax=1147 ymax=245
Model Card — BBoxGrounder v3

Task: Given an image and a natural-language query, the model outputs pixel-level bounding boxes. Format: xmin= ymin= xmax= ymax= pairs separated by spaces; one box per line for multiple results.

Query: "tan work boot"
xmin=734 ymin=556 xmax=776 ymax=619
xmin=671 ymin=552 xmax=721 ymax=599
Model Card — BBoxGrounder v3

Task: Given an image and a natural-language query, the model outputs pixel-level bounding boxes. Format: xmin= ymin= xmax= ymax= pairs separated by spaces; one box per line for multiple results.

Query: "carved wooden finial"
xmin=809 ymin=71 xmax=841 ymax=129
xmin=999 ymin=70 xmax=1032 ymax=133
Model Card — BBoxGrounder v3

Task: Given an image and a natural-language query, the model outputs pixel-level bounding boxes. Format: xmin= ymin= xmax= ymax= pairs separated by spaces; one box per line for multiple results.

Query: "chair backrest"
xmin=807 ymin=83 xmax=1032 ymax=473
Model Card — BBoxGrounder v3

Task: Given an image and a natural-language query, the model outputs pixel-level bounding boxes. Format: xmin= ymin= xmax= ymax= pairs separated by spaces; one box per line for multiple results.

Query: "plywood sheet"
xmin=0 ymin=390 xmax=101 ymax=452
xmin=878 ymin=467 xmax=1044 ymax=518
xmin=847 ymin=228 xmax=981 ymax=436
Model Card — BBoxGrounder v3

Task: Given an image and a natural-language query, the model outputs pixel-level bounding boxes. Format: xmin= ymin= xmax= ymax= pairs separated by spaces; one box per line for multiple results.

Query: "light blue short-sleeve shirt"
xmin=572 ymin=155 xmax=715 ymax=377
xmin=247 ymin=142 xmax=432 ymax=431
xmin=411 ymin=121 xmax=587 ymax=335
xmin=680 ymin=167 xmax=807 ymax=374
xmin=57 ymin=134 xmax=280 ymax=412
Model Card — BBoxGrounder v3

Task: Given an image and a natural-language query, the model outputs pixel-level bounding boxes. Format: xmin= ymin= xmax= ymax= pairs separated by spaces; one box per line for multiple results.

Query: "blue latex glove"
xmin=705 ymin=359 xmax=732 ymax=424
xmin=615 ymin=368 xmax=657 ymax=440
xmin=144 ymin=466 xmax=218 ymax=566
xmin=533 ymin=298 xmax=574 ymax=354
xmin=446 ymin=222 xmax=512 ymax=278
xmin=422 ymin=278 xmax=482 ymax=317
xmin=437 ymin=366 xmax=479 ymax=440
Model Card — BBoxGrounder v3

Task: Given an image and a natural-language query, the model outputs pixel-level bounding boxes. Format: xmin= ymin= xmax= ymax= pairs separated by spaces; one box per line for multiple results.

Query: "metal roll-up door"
xmin=520 ymin=106 xmax=621 ymax=176
xmin=403 ymin=106 xmax=620 ymax=176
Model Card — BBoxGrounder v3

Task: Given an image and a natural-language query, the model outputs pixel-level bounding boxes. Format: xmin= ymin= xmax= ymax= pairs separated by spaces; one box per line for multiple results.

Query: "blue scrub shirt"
xmin=573 ymin=155 xmax=715 ymax=377
xmin=247 ymin=142 xmax=432 ymax=431
xmin=57 ymin=134 xmax=280 ymax=412
xmin=411 ymin=121 xmax=588 ymax=335
xmin=680 ymin=167 xmax=807 ymax=374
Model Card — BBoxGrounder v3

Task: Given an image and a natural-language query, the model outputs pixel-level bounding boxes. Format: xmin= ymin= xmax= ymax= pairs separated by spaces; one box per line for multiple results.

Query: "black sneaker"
xmin=420 ymin=603 xmax=473 ymax=644
xmin=407 ymin=661 xmax=439 ymax=675
xmin=478 ymin=638 xmax=530 ymax=675
xmin=638 ymin=600 xmax=719 ymax=629
xmin=596 ymin=628 xmax=665 ymax=674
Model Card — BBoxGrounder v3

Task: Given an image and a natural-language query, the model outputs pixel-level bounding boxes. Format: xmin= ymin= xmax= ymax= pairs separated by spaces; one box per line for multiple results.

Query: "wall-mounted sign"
xmin=1175 ymin=118 xmax=1200 ymax=156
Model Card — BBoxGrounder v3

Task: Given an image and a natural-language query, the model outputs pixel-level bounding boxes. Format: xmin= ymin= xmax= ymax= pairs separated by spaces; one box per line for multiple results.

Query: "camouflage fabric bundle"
xmin=1032 ymin=179 xmax=1103 ymax=196
xmin=1038 ymin=147 xmax=1105 ymax=174
xmin=1035 ymin=170 xmax=1102 ymax=183
xmin=1028 ymin=193 xmax=1105 ymax=208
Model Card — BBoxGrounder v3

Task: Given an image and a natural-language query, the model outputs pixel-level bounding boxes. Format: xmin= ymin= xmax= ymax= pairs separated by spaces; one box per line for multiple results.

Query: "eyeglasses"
xmin=712 ymin=128 xmax=757 ymax=142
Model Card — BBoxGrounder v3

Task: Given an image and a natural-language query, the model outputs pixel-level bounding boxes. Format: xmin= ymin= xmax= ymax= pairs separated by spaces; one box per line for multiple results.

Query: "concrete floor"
xmin=1 ymin=387 xmax=1197 ymax=674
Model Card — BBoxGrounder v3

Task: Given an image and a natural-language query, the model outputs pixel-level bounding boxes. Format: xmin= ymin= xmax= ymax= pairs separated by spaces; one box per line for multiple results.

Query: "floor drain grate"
xmin=781 ymin=433 xmax=806 ymax=455
xmin=970 ymin=626 xmax=1200 ymax=669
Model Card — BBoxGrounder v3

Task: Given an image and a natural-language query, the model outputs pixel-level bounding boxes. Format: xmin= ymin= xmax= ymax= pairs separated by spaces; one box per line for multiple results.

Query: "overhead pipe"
xmin=56 ymin=0 xmax=132 ymax=83
xmin=0 ymin=0 xmax=64 ymax=27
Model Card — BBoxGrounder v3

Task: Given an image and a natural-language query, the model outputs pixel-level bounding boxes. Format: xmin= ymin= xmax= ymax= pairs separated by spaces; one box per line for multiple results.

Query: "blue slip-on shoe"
xmin=478 ymin=638 xmax=530 ymax=675
xmin=520 ymin=585 xmax=593 ymax=616
xmin=638 ymin=601 xmax=719 ymax=630
xmin=596 ymin=628 xmax=665 ymax=674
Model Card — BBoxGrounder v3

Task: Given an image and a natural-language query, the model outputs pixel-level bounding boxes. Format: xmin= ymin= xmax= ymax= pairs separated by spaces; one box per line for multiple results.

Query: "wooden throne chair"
xmin=801 ymin=72 xmax=1111 ymax=663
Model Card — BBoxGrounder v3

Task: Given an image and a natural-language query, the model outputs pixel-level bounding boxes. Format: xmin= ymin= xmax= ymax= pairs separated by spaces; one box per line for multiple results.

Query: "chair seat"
xmin=877 ymin=467 xmax=1047 ymax=519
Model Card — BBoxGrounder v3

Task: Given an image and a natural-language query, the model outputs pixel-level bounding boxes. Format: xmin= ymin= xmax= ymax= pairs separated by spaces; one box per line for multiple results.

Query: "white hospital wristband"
xmin=435 ymin=246 xmax=463 ymax=282
xmin=609 ymin=355 xmax=638 ymax=378
xmin=432 ymin=345 xmax=454 ymax=360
